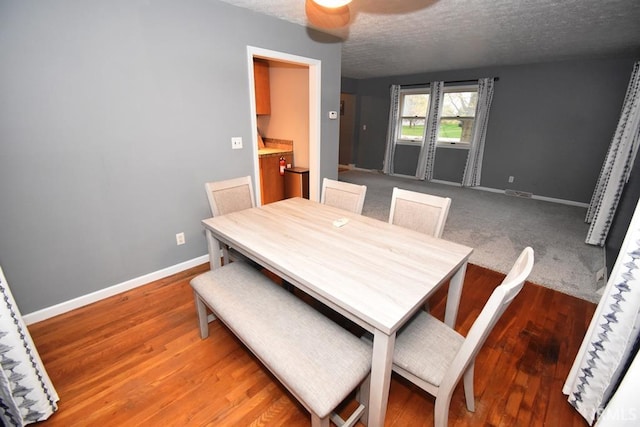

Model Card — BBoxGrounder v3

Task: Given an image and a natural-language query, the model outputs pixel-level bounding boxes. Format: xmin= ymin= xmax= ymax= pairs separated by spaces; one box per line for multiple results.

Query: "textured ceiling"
xmin=217 ymin=0 xmax=640 ymax=79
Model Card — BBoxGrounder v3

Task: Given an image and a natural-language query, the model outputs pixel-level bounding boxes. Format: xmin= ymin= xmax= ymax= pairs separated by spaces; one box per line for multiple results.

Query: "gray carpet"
xmin=339 ymin=169 xmax=604 ymax=303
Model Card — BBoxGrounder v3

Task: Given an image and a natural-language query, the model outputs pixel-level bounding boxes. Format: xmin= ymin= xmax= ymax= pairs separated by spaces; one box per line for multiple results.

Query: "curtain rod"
xmin=399 ymin=77 xmax=499 ymax=88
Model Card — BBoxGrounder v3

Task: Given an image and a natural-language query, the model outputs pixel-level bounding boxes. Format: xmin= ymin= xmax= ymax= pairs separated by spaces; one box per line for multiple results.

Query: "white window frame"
xmin=395 ymin=87 xmax=430 ymax=147
xmin=436 ymin=84 xmax=478 ymax=149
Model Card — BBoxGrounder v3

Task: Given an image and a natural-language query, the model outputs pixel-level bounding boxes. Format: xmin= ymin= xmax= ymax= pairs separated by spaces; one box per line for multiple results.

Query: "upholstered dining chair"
xmin=391 ymin=247 xmax=534 ymax=427
xmin=205 ymin=175 xmax=255 ymax=217
xmin=320 ymin=178 xmax=367 ymax=214
xmin=388 ymin=187 xmax=451 ymax=238
xmin=205 ymin=176 xmax=256 ymax=264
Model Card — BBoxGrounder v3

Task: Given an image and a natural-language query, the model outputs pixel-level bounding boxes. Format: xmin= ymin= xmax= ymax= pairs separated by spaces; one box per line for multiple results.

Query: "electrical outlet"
xmin=231 ymin=137 xmax=243 ymax=149
xmin=176 ymin=232 xmax=185 ymax=245
xmin=508 ymin=176 xmax=514 ymax=183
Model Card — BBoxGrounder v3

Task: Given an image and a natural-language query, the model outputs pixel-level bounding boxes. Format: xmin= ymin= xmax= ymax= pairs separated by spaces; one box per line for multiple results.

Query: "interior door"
xmin=339 ymin=93 xmax=356 ymax=166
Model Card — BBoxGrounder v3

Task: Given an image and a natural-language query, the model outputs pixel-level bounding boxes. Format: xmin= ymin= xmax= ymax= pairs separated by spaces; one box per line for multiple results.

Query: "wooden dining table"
xmin=201 ymin=197 xmax=473 ymax=427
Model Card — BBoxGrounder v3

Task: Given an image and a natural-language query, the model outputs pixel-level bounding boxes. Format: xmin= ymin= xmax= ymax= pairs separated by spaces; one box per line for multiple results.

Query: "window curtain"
xmin=585 ymin=61 xmax=640 ymax=246
xmin=563 ymin=196 xmax=640 ymax=425
xmin=595 ymin=349 xmax=640 ymax=426
xmin=416 ymin=81 xmax=444 ymax=180
xmin=462 ymin=77 xmax=495 ymax=187
xmin=0 ymin=267 xmax=58 ymax=426
xmin=382 ymin=84 xmax=401 ymax=174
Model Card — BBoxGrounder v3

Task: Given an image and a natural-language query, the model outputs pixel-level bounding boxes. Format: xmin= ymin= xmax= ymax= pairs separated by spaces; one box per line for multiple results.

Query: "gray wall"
xmin=344 ymin=56 xmax=638 ymax=202
xmin=0 ymin=0 xmax=342 ymax=314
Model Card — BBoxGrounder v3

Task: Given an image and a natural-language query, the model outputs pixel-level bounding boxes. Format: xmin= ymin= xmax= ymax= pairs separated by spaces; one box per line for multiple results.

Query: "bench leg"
xmin=311 ymin=414 xmax=330 ymax=427
xmin=357 ymin=374 xmax=370 ymax=426
xmin=329 ymin=374 xmax=370 ymax=427
xmin=194 ymin=291 xmax=210 ymax=339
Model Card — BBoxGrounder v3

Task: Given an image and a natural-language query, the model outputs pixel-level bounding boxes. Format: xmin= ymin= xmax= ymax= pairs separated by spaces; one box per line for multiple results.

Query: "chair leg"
xmin=222 ymin=245 xmax=231 ymax=265
xmin=463 ymin=362 xmax=475 ymax=412
xmin=434 ymin=396 xmax=451 ymax=427
xmin=194 ymin=291 xmax=210 ymax=339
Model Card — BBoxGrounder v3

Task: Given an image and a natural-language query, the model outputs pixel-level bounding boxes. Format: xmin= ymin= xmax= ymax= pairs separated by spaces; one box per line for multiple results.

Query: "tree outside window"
xmin=438 ymin=88 xmax=478 ymax=145
xmin=394 ymin=85 xmax=478 ymax=147
xmin=396 ymin=90 xmax=430 ymax=142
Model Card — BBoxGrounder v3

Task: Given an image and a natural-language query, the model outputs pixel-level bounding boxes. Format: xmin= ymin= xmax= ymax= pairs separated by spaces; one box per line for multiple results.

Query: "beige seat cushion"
xmin=191 ymin=262 xmax=372 ymax=418
xmin=393 ymin=311 xmax=464 ymax=386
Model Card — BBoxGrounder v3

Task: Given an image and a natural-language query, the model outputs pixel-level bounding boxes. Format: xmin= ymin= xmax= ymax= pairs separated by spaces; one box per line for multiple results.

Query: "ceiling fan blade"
xmin=305 ymin=0 xmax=350 ymax=28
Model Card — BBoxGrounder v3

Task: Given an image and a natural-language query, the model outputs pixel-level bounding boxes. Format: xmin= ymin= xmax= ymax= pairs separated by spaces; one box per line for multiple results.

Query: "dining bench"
xmin=190 ymin=261 xmax=372 ymax=427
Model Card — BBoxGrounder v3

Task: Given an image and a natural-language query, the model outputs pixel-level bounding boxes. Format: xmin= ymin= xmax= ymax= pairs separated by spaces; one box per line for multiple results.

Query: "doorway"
xmin=247 ymin=46 xmax=321 ymax=203
xmin=339 ymin=93 xmax=356 ymax=167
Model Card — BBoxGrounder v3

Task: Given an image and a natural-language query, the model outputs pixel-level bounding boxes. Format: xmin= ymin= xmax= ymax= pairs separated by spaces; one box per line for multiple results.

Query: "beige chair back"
xmin=388 ymin=187 xmax=451 ymax=238
xmin=441 ymin=246 xmax=534 ymax=397
xmin=205 ymin=176 xmax=255 ymax=217
xmin=320 ymin=178 xmax=367 ymax=214
xmin=391 ymin=247 xmax=534 ymax=427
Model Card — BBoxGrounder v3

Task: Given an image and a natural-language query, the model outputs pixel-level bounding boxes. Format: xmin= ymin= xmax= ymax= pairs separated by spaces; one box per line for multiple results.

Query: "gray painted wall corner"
xmin=0 ymin=0 xmax=342 ymax=314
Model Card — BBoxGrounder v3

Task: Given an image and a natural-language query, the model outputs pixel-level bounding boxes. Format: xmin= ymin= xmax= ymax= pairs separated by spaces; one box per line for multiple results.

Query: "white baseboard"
xmin=530 ymin=193 xmax=589 ymax=208
xmin=23 ymin=255 xmax=209 ymax=325
xmin=338 ymin=163 xmax=357 ymax=170
xmin=431 ymin=179 xmax=463 ymax=187
xmin=339 ymin=164 xmax=379 ymax=173
xmin=474 ymin=186 xmax=589 ymax=208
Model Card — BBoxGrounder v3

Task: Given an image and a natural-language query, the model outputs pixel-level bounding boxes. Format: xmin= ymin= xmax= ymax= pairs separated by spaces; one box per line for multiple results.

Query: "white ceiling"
xmin=217 ymin=0 xmax=640 ymax=79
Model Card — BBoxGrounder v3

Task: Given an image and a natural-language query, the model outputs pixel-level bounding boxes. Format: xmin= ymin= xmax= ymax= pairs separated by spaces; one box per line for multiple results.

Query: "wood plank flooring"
xmin=28 ymin=263 xmax=594 ymax=426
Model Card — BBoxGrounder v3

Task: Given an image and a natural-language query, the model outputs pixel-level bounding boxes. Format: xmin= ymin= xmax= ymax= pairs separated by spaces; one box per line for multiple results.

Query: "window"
xmin=438 ymin=85 xmax=478 ymax=147
xmin=396 ymin=88 xmax=430 ymax=145
xmin=392 ymin=84 xmax=478 ymax=149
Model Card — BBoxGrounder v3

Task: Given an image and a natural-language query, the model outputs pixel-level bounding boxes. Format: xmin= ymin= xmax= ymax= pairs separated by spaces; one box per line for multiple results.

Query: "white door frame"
xmin=247 ymin=46 xmax=321 ymax=203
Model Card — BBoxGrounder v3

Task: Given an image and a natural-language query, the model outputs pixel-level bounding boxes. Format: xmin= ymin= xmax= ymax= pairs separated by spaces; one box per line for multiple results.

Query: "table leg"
xmin=368 ymin=329 xmax=395 ymax=427
xmin=444 ymin=261 xmax=468 ymax=328
xmin=206 ymin=229 xmax=222 ymax=270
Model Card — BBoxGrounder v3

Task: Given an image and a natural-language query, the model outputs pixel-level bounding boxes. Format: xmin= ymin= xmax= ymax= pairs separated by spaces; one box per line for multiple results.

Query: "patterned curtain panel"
xmin=585 ymin=61 xmax=640 ymax=246
xmin=382 ymin=84 xmax=401 ymax=175
xmin=595 ymin=350 xmax=640 ymax=426
xmin=0 ymin=267 xmax=58 ymax=426
xmin=416 ymin=81 xmax=443 ymax=180
xmin=462 ymin=77 xmax=495 ymax=187
xmin=563 ymin=196 xmax=640 ymax=425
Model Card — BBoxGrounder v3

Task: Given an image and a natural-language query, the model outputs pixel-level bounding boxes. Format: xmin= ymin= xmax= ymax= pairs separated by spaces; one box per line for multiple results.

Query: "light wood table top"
xmin=203 ymin=197 xmax=471 ymax=335
xmin=201 ymin=197 xmax=473 ymax=427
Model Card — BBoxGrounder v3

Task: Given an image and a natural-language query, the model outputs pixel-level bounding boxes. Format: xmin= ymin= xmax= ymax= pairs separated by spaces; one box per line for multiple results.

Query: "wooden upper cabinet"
xmin=253 ymin=59 xmax=271 ymax=115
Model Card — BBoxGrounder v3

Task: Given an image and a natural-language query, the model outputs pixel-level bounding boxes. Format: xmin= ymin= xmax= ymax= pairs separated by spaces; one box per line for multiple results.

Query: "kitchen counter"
xmin=258 ymin=148 xmax=293 ymax=157
xmin=259 ymin=137 xmax=293 ymax=158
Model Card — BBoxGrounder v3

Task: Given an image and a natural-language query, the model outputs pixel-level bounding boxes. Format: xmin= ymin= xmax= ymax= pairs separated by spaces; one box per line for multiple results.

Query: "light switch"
xmin=329 ymin=111 xmax=338 ymax=120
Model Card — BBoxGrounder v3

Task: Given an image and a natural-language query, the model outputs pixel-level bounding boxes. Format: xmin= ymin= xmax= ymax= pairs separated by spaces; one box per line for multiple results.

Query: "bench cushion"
xmin=191 ymin=262 xmax=372 ymax=419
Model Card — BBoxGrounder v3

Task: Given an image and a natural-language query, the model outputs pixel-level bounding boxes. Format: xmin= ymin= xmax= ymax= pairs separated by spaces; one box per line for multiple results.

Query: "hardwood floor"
xmin=28 ymin=263 xmax=594 ymax=426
